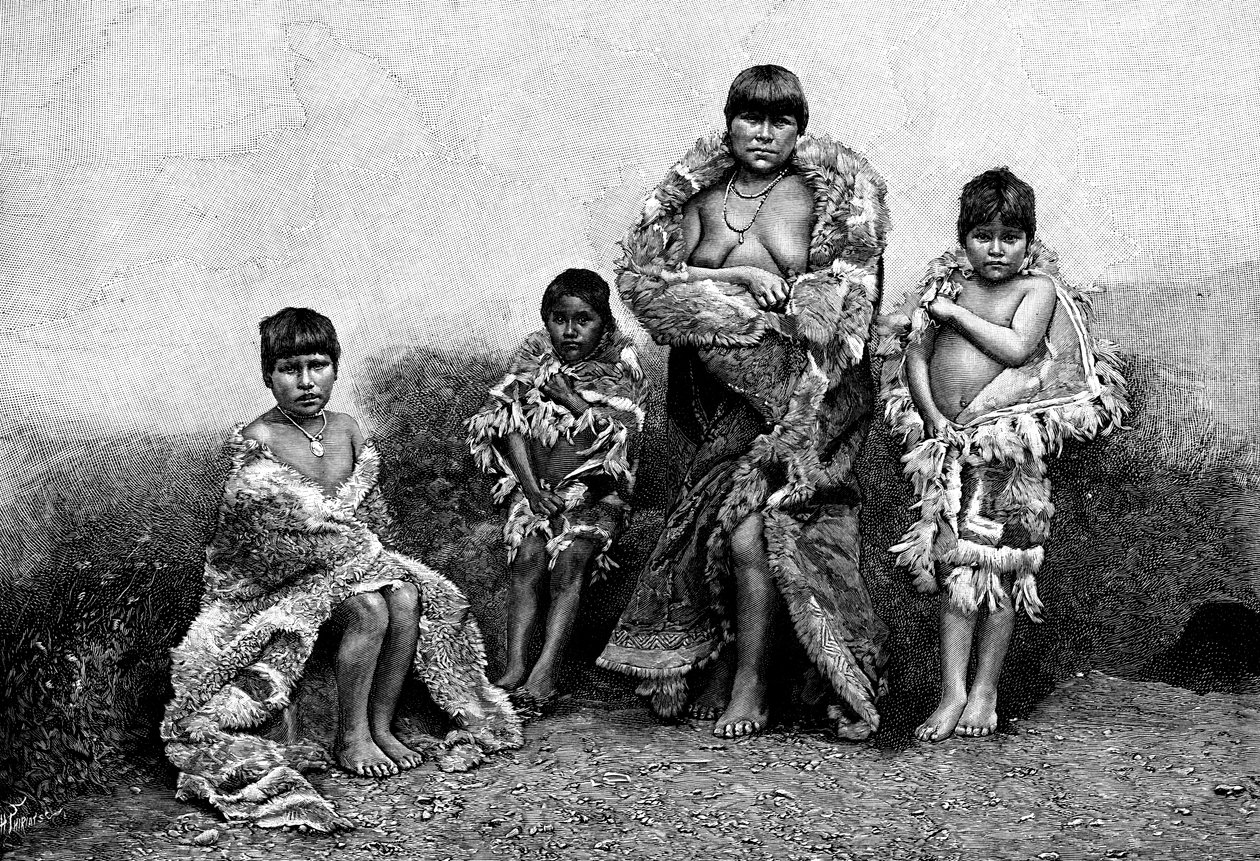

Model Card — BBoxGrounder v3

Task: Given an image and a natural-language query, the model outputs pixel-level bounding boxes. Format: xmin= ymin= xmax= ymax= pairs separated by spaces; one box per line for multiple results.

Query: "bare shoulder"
xmin=688 ymin=185 xmax=722 ymax=213
xmin=1020 ymin=273 xmax=1055 ymax=292
xmin=766 ymin=174 xmax=814 ymax=227
xmin=240 ymin=414 xmax=274 ymax=444
xmin=1016 ymin=273 xmax=1057 ymax=305
xmin=325 ymin=411 xmax=365 ymax=447
xmin=777 ymin=174 xmax=814 ymax=209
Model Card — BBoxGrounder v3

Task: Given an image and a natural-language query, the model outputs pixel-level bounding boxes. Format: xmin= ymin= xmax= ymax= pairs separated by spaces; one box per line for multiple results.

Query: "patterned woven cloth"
xmin=598 ymin=133 xmax=892 ymax=733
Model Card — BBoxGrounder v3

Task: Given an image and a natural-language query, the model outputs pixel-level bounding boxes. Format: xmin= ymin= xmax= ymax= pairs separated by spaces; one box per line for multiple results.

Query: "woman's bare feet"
xmin=372 ymin=729 xmax=425 ymax=770
xmin=956 ymin=687 xmax=998 ymax=737
xmin=713 ymin=684 xmax=769 ymax=738
xmin=914 ymin=694 xmax=967 ymax=742
xmin=335 ymin=734 xmax=398 ymax=777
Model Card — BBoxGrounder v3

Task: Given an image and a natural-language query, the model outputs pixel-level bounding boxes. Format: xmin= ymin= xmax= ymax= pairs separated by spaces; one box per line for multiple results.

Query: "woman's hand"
xmin=739 ymin=267 xmax=790 ymax=309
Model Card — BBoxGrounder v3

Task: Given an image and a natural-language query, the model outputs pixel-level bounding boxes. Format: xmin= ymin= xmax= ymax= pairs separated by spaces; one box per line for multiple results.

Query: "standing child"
xmin=880 ymin=169 xmax=1129 ymax=742
xmin=467 ymin=269 xmax=648 ymax=713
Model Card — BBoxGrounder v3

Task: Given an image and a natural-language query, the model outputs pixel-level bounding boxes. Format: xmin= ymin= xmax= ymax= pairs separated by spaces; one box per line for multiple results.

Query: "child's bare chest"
xmin=954 ymin=280 xmax=1025 ymax=326
xmin=270 ymin=434 xmax=356 ymax=495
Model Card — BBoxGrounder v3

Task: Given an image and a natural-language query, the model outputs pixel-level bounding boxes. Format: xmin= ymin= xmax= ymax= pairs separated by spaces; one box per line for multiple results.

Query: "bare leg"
xmin=688 ymin=650 xmax=733 ymax=721
xmin=521 ymin=537 xmax=598 ymax=701
xmin=957 ymin=594 xmax=1014 ymax=737
xmin=715 ymin=514 xmax=777 ymax=739
xmin=367 ymin=583 xmax=425 ymax=769
xmin=332 ymin=592 xmax=397 ymax=776
xmin=495 ymin=534 xmax=547 ymax=691
xmin=914 ymin=596 xmax=977 ymax=742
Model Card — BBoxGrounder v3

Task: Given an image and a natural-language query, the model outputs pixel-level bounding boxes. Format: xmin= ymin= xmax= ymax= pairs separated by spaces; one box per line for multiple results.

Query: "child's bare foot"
xmin=371 ymin=730 xmax=425 ymax=770
xmin=713 ymin=686 xmax=769 ymax=739
xmin=520 ymin=668 xmax=558 ymax=703
xmin=494 ymin=667 xmax=527 ymax=692
xmin=688 ymin=671 xmax=731 ymax=721
xmin=914 ymin=695 xmax=967 ymax=742
xmin=335 ymin=734 xmax=398 ymax=777
xmin=956 ymin=688 xmax=998 ymax=737
xmin=688 ymin=689 xmax=727 ymax=721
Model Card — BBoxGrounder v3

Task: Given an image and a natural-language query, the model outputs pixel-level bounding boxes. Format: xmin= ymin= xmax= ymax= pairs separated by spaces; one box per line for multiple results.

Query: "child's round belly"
xmin=930 ymin=333 xmax=1005 ymax=421
xmin=529 ymin=430 xmax=598 ymax=485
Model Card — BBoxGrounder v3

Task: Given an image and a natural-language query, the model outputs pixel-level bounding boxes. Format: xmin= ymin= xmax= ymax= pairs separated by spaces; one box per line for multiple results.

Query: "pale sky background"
xmin=1 ymin=0 xmax=1258 ymax=441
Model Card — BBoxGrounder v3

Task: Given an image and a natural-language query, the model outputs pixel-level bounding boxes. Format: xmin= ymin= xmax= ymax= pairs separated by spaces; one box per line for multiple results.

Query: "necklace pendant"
xmin=737 ymin=232 xmax=745 ymax=244
xmin=310 ymin=439 xmax=325 ymax=457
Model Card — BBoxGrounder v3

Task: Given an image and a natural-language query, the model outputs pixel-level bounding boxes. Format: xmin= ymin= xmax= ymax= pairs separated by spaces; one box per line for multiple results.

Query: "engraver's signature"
xmin=1 ymin=795 xmax=65 ymax=840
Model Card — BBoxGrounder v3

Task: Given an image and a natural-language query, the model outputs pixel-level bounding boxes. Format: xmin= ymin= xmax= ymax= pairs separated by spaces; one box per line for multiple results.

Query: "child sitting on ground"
xmin=163 ymin=308 xmax=519 ymax=832
xmin=880 ymin=169 xmax=1128 ymax=743
xmin=467 ymin=269 xmax=648 ymax=713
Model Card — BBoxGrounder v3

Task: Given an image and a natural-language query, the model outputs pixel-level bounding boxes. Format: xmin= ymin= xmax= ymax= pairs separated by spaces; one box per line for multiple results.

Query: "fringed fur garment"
xmin=879 ymin=242 xmax=1130 ymax=620
xmin=598 ymin=133 xmax=892 ymax=735
xmin=466 ymin=329 xmax=648 ymax=578
xmin=161 ymin=430 xmax=521 ymax=832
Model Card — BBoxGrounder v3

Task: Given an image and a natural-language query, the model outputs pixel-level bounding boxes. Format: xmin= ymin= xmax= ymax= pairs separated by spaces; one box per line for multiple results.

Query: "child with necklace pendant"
xmin=162 ymin=307 xmax=521 ymax=833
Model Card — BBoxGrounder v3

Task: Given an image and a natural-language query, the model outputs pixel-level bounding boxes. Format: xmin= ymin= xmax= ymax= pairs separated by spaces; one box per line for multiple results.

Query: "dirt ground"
xmin=5 ymin=671 xmax=1257 ymax=861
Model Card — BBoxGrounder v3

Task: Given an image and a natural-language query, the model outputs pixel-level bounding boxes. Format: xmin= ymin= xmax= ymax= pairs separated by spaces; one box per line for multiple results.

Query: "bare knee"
xmin=730 ymin=514 xmax=767 ymax=570
xmin=511 ymin=536 xmax=548 ymax=578
xmin=341 ymin=591 xmax=389 ymax=637
xmin=550 ymin=538 xmax=597 ymax=596
xmin=387 ymin=582 xmax=420 ymax=617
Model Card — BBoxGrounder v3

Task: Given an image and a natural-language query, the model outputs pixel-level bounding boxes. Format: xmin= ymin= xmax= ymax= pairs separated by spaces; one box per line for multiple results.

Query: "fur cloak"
xmin=162 ymin=429 xmax=521 ymax=831
xmin=878 ymin=242 xmax=1130 ymax=618
xmin=466 ymin=328 xmax=648 ymax=575
xmin=597 ymin=133 xmax=891 ymax=734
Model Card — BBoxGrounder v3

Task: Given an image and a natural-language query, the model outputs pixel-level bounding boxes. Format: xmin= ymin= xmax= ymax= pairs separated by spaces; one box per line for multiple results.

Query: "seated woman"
xmin=161 ymin=308 xmax=520 ymax=832
xmin=598 ymin=66 xmax=891 ymax=740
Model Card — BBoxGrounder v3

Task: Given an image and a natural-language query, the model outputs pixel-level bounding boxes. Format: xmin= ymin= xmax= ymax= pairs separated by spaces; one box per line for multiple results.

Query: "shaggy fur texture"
xmin=879 ymin=243 xmax=1130 ymax=619
xmin=162 ymin=430 xmax=521 ymax=831
xmin=466 ymin=329 xmax=648 ymax=576
xmin=599 ymin=134 xmax=891 ymax=733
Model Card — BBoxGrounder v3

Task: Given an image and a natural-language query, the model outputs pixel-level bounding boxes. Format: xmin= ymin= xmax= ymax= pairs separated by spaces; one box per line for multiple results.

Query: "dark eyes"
xmin=738 ymin=114 xmax=793 ymax=127
xmin=277 ymin=361 xmax=329 ymax=374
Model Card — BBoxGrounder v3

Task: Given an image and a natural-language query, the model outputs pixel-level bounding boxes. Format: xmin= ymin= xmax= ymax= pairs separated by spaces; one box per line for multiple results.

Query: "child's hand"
xmin=660 ymin=264 xmax=689 ymax=285
xmin=527 ymin=488 xmax=566 ymax=517
xmin=926 ymin=294 xmax=959 ymax=324
xmin=923 ymin=414 xmax=956 ymax=440
xmin=541 ymin=374 xmax=578 ymax=403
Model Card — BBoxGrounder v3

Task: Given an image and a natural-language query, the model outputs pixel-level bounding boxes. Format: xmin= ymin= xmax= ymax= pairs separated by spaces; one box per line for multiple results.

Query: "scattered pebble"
xmin=192 ymin=829 xmax=219 ymax=846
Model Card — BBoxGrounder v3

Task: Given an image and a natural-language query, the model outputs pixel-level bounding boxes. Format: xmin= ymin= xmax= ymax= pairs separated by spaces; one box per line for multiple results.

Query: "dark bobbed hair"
xmin=724 ymin=65 xmax=809 ymax=134
xmin=259 ymin=307 xmax=341 ymax=378
xmin=958 ymin=167 xmax=1037 ymax=245
xmin=540 ymin=269 xmax=615 ymax=334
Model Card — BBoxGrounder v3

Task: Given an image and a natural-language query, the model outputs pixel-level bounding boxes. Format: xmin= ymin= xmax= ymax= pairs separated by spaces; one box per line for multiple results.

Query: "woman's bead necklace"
xmin=723 ymin=168 xmax=790 ymax=244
